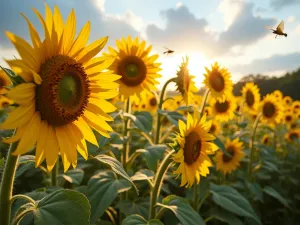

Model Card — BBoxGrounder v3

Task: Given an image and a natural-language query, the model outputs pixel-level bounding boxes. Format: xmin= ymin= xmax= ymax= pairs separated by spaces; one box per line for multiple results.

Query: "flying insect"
xmin=163 ymin=47 xmax=174 ymax=55
xmin=265 ymin=20 xmax=287 ymax=38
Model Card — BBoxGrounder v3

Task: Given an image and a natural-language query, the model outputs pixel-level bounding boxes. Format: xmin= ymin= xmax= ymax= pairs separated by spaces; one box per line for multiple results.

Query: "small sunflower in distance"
xmin=260 ymin=94 xmax=282 ymax=124
xmin=171 ymin=113 xmax=218 ymax=187
xmin=262 ymin=134 xmax=271 ymax=146
xmin=272 ymin=90 xmax=283 ymax=101
xmin=1 ymin=4 xmax=120 ymax=172
xmin=285 ymin=129 xmax=300 ymax=143
xmin=209 ymin=121 xmax=220 ymax=135
xmin=0 ymin=70 xmax=12 ymax=94
xmin=103 ymin=36 xmax=161 ymax=99
xmin=0 ymin=96 xmax=13 ymax=109
xmin=211 ymin=95 xmax=236 ymax=122
xmin=215 ymin=138 xmax=244 ymax=175
xmin=242 ymin=82 xmax=260 ymax=112
xmin=175 ymin=56 xmax=197 ymax=105
xmin=283 ymin=111 xmax=294 ymax=124
xmin=283 ymin=96 xmax=292 ymax=106
xmin=292 ymin=101 xmax=300 ymax=113
xmin=203 ymin=62 xmax=233 ymax=102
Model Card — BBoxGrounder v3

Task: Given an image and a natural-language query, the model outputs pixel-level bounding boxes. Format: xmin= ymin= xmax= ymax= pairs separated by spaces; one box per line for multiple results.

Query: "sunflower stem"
xmin=11 ymin=208 xmax=35 ymax=225
xmin=192 ymin=183 xmax=199 ymax=210
xmin=155 ymin=77 xmax=177 ymax=144
xmin=50 ymin=160 xmax=59 ymax=186
xmin=199 ymin=89 xmax=210 ymax=117
xmin=149 ymin=150 xmax=175 ymax=220
xmin=0 ymin=136 xmax=19 ymax=225
xmin=248 ymin=113 xmax=262 ymax=180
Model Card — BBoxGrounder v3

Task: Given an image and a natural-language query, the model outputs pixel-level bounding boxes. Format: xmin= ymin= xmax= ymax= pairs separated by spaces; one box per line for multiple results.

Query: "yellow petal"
xmin=86 ymin=103 xmax=113 ymax=121
xmin=73 ymin=117 xmax=98 ymax=147
xmin=6 ymin=83 xmax=36 ymax=105
xmin=2 ymin=126 xmax=26 ymax=144
xmin=88 ymin=98 xmax=116 ymax=113
xmin=53 ymin=5 xmax=64 ymax=43
xmin=83 ymin=110 xmax=113 ymax=131
xmin=35 ymin=121 xmax=48 ymax=167
xmin=66 ymin=123 xmax=88 ymax=160
xmin=85 ymin=57 xmax=115 ymax=76
xmin=68 ymin=21 xmax=90 ymax=57
xmin=82 ymin=114 xmax=111 ymax=138
xmin=21 ymin=13 xmax=42 ymax=49
xmin=12 ymin=112 xmax=41 ymax=155
xmin=45 ymin=125 xmax=59 ymax=171
xmin=61 ymin=9 xmax=76 ymax=55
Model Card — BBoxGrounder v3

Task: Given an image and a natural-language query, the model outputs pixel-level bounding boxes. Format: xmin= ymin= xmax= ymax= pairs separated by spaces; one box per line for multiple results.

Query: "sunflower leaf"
xmin=88 ymin=170 xmax=132 ymax=224
xmin=210 ymin=183 xmax=262 ymax=225
xmin=158 ymin=195 xmax=205 ymax=225
xmin=0 ymin=158 xmax=4 ymax=167
xmin=0 ymin=66 xmax=25 ymax=85
xmin=116 ymin=198 xmax=149 ymax=219
xmin=59 ymin=168 xmax=84 ymax=185
xmin=123 ymin=111 xmax=153 ymax=133
xmin=140 ymin=145 xmax=167 ymax=171
xmin=33 ymin=189 xmax=90 ymax=225
xmin=213 ymin=136 xmax=226 ymax=152
xmin=211 ymin=208 xmax=244 ymax=225
xmin=94 ymin=154 xmax=138 ymax=194
xmin=122 ymin=214 xmax=163 ymax=225
xmin=131 ymin=169 xmax=155 ymax=181
xmin=263 ymin=186 xmax=290 ymax=209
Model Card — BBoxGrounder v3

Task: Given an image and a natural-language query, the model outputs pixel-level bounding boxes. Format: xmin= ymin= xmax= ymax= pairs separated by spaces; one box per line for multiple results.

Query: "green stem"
xmin=199 ymin=89 xmax=210 ymax=117
xmin=50 ymin=160 xmax=58 ymax=186
xmin=155 ymin=77 xmax=176 ymax=144
xmin=0 ymin=138 xmax=19 ymax=225
xmin=122 ymin=97 xmax=131 ymax=171
xmin=11 ymin=194 xmax=35 ymax=205
xmin=149 ymin=150 xmax=175 ymax=220
xmin=248 ymin=113 xmax=262 ymax=180
xmin=204 ymin=215 xmax=215 ymax=223
xmin=192 ymin=183 xmax=199 ymax=210
xmin=197 ymin=192 xmax=211 ymax=211
xmin=11 ymin=208 xmax=35 ymax=225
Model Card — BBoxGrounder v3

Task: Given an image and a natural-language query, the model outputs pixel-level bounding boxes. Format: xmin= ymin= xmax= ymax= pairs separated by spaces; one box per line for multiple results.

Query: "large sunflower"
xmin=260 ymin=94 xmax=282 ymax=124
xmin=174 ymin=56 xmax=197 ymax=105
xmin=211 ymin=95 xmax=236 ymax=122
xmin=214 ymin=138 xmax=244 ymax=175
xmin=0 ymin=70 xmax=12 ymax=94
xmin=103 ymin=36 xmax=161 ymax=99
xmin=0 ymin=5 xmax=120 ymax=172
xmin=241 ymin=82 xmax=260 ymax=112
xmin=203 ymin=62 xmax=233 ymax=102
xmin=171 ymin=113 xmax=218 ymax=187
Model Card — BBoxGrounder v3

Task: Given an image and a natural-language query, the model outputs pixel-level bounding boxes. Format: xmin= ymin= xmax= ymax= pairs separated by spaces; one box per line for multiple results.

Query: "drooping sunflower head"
xmin=0 ymin=70 xmax=12 ymax=94
xmin=171 ymin=113 xmax=218 ymax=187
xmin=272 ymin=90 xmax=283 ymax=101
xmin=103 ymin=36 xmax=161 ymax=99
xmin=262 ymin=134 xmax=271 ymax=146
xmin=214 ymin=138 xmax=244 ymax=175
xmin=209 ymin=121 xmax=220 ymax=135
xmin=285 ymin=129 xmax=300 ymax=143
xmin=241 ymin=82 xmax=260 ymax=112
xmin=175 ymin=56 xmax=197 ymax=105
xmin=283 ymin=96 xmax=292 ymax=106
xmin=260 ymin=94 xmax=282 ymax=124
xmin=283 ymin=111 xmax=294 ymax=124
xmin=211 ymin=94 xmax=236 ymax=122
xmin=1 ymin=4 xmax=120 ymax=172
xmin=292 ymin=101 xmax=300 ymax=113
xmin=203 ymin=62 xmax=233 ymax=102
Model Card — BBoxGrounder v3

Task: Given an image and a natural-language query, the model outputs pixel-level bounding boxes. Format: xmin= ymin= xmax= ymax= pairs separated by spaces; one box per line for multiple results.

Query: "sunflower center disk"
xmin=285 ymin=115 xmax=292 ymax=122
xmin=209 ymin=124 xmax=216 ymax=133
xmin=215 ymin=101 xmax=229 ymax=113
xmin=222 ymin=146 xmax=235 ymax=163
xmin=289 ymin=133 xmax=299 ymax=141
xmin=149 ymin=97 xmax=157 ymax=106
xmin=263 ymin=102 xmax=275 ymax=118
xmin=118 ymin=56 xmax=147 ymax=86
xmin=184 ymin=131 xmax=201 ymax=165
xmin=36 ymin=55 xmax=90 ymax=126
xmin=209 ymin=71 xmax=224 ymax=92
xmin=246 ymin=90 xmax=255 ymax=107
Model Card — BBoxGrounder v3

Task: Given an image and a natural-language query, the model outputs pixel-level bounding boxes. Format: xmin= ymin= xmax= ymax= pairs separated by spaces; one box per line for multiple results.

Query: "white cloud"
xmin=176 ymin=2 xmax=183 ymax=8
xmin=218 ymin=0 xmax=243 ymax=30
xmin=288 ymin=16 xmax=295 ymax=23
xmin=296 ymin=24 xmax=300 ymax=34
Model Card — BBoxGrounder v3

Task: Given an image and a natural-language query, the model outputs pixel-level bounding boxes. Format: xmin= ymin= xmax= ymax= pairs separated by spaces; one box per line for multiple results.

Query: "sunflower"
xmin=171 ymin=113 xmax=218 ymax=187
xmin=292 ymin=101 xmax=300 ymax=113
xmin=262 ymin=134 xmax=271 ymax=146
xmin=283 ymin=111 xmax=294 ymax=124
xmin=139 ymin=93 xmax=158 ymax=112
xmin=0 ymin=70 xmax=12 ymax=94
xmin=260 ymin=94 xmax=282 ymax=124
xmin=0 ymin=4 xmax=120 ymax=172
xmin=241 ymin=82 xmax=260 ymax=112
xmin=211 ymin=95 xmax=236 ymax=122
xmin=209 ymin=121 xmax=220 ymax=135
xmin=0 ymin=96 xmax=13 ymax=109
xmin=214 ymin=138 xmax=244 ymax=175
xmin=174 ymin=56 xmax=197 ymax=105
xmin=283 ymin=96 xmax=292 ymax=106
xmin=272 ymin=90 xmax=283 ymax=100
xmin=285 ymin=129 xmax=300 ymax=143
xmin=192 ymin=94 xmax=203 ymax=107
xmin=103 ymin=36 xmax=161 ymax=99
xmin=203 ymin=106 xmax=213 ymax=117
xmin=203 ymin=62 xmax=233 ymax=102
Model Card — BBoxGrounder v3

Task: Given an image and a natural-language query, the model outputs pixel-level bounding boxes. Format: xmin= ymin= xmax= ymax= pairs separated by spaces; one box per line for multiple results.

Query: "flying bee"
xmin=265 ymin=20 xmax=287 ymax=38
xmin=163 ymin=47 xmax=174 ymax=55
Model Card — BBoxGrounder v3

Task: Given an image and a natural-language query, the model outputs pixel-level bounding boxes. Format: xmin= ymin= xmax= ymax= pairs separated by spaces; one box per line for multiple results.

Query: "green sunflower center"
xmin=184 ymin=131 xmax=202 ymax=165
xmin=246 ymin=90 xmax=255 ymax=107
xmin=263 ymin=102 xmax=276 ymax=118
xmin=118 ymin=56 xmax=147 ymax=86
xmin=222 ymin=145 xmax=235 ymax=163
xmin=209 ymin=71 xmax=225 ymax=92
xmin=215 ymin=100 xmax=229 ymax=113
xmin=149 ymin=97 xmax=157 ymax=107
xmin=36 ymin=55 xmax=90 ymax=126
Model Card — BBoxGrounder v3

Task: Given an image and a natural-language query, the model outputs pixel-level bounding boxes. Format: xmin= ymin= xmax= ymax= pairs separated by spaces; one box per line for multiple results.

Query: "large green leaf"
xmin=140 ymin=145 xmax=167 ymax=171
xmin=263 ymin=186 xmax=290 ymax=208
xmin=158 ymin=109 xmax=185 ymax=127
xmin=117 ymin=198 xmax=149 ymax=219
xmin=122 ymin=214 xmax=163 ymax=225
xmin=59 ymin=169 xmax=84 ymax=185
xmin=15 ymin=155 xmax=36 ymax=179
xmin=213 ymin=136 xmax=225 ymax=152
xmin=131 ymin=169 xmax=154 ymax=181
xmin=159 ymin=195 xmax=205 ymax=225
xmin=123 ymin=111 xmax=153 ymax=133
xmin=33 ymin=189 xmax=90 ymax=225
xmin=94 ymin=154 xmax=138 ymax=193
xmin=88 ymin=170 xmax=131 ymax=224
xmin=211 ymin=208 xmax=244 ymax=225
xmin=246 ymin=182 xmax=263 ymax=202
xmin=210 ymin=183 xmax=261 ymax=225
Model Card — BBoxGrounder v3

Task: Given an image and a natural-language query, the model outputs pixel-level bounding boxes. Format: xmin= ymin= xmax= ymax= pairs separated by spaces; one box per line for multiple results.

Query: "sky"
xmin=0 ymin=0 xmax=300 ymax=89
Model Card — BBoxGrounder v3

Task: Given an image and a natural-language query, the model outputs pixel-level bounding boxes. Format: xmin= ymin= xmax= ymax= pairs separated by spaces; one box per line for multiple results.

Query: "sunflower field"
xmin=1 ymin=4 xmax=300 ymax=225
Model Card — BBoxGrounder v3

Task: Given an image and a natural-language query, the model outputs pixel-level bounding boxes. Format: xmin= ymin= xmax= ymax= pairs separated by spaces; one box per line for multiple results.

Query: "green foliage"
xmin=122 ymin=214 xmax=163 ymax=225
